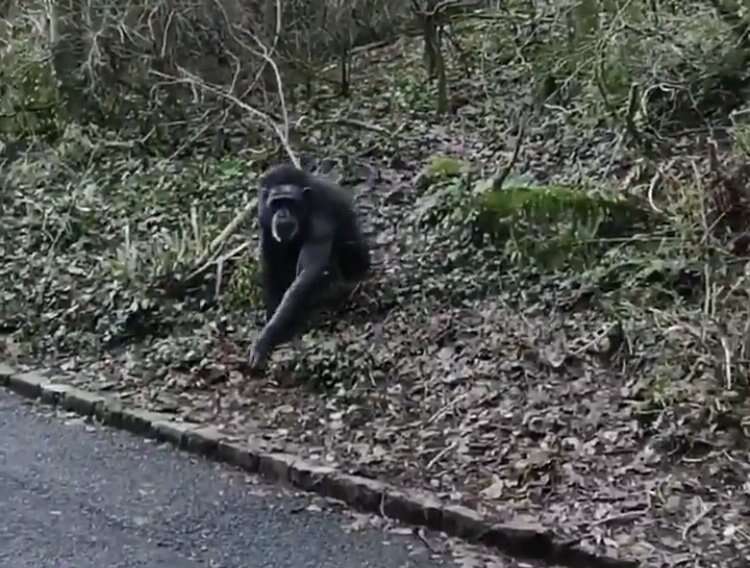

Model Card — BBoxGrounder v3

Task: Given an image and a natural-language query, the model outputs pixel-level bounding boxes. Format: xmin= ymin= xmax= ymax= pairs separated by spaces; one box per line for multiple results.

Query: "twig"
xmin=425 ymin=440 xmax=457 ymax=470
xmin=210 ymin=0 xmax=291 ymax=150
xmin=491 ymin=113 xmax=527 ymax=190
xmin=681 ymin=502 xmax=715 ymax=540
xmin=153 ymin=68 xmax=297 ymax=166
xmin=719 ymin=333 xmax=733 ymax=390
xmin=647 ymin=169 xmax=663 ymax=214
xmin=182 ymin=224 xmax=254 ymax=288
xmin=590 ymin=510 xmax=646 ymax=527
xmin=315 ymin=117 xmax=392 ymax=136
xmin=570 ymin=322 xmax=619 ymax=357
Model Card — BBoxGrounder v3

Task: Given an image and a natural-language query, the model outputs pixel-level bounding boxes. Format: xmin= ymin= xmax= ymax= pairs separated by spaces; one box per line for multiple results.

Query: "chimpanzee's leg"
xmin=337 ymin=235 xmax=371 ymax=282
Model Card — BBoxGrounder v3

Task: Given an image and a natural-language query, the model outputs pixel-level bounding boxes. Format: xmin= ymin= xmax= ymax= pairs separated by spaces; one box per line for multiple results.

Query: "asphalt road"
xmin=0 ymin=390 xmax=454 ymax=568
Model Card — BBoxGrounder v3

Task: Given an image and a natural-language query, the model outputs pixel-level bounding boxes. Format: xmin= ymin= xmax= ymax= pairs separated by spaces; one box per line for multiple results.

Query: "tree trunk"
xmin=48 ymin=0 xmax=94 ymax=121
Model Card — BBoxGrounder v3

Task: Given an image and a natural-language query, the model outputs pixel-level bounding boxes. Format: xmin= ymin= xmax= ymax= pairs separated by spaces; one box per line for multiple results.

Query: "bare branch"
xmin=491 ymin=114 xmax=527 ymax=191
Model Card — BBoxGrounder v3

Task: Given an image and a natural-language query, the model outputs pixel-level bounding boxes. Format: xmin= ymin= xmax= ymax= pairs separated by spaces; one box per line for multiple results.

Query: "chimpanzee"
xmin=247 ymin=164 xmax=371 ymax=371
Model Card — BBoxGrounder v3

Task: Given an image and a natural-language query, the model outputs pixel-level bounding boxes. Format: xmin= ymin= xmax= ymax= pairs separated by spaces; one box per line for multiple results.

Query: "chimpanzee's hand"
xmin=246 ymin=342 xmax=269 ymax=374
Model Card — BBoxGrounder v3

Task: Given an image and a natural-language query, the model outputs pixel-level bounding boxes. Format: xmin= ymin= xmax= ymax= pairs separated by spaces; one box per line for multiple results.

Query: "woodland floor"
xmin=2 ymin=39 xmax=750 ymax=568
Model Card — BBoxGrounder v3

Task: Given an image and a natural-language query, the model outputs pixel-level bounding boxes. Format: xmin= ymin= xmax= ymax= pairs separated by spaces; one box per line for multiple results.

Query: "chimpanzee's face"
xmin=262 ymin=184 xmax=310 ymax=243
xmin=270 ymin=201 xmax=300 ymax=242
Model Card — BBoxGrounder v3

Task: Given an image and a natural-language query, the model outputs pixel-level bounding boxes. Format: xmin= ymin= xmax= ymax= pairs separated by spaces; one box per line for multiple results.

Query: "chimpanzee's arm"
xmin=249 ymin=225 xmax=334 ymax=370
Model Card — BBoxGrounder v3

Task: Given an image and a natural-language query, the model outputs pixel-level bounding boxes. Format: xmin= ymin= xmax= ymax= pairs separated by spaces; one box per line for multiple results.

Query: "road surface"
xmin=0 ymin=390 xmax=455 ymax=568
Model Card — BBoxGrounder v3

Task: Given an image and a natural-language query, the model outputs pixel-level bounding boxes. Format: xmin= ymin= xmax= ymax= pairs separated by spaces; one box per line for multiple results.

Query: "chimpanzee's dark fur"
xmin=247 ymin=164 xmax=370 ymax=370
